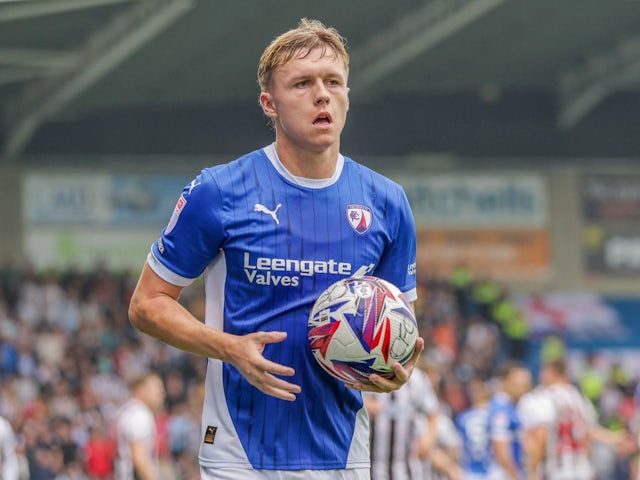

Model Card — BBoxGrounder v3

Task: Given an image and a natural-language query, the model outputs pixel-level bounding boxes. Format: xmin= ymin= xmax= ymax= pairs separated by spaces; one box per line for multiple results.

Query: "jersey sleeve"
xmin=373 ymin=185 xmax=417 ymax=301
xmin=489 ymin=404 xmax=512 ymax=441
xmin=149 ymin=170 xmax=225 ymax=286
xmin=411 ymin=369 xmax=440 ymax=416
xmin=121 ymin=405 xmax=155 ymax=442
xmin=519 ymin=391 xmax=554 ymax=430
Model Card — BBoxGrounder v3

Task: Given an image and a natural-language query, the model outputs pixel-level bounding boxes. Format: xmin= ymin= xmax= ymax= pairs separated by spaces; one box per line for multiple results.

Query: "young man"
xmin=487 ymin=361 xmax=532 ymax=480
xmin=128 ymin=18 xmax=423 ymax=480
xmin=114 ymin=372 xmax=166 ymax=480
xmin=520 ymin=359 xmax=623 ymax=480
xmin=456 ymin=377 xmax=492 ymax=480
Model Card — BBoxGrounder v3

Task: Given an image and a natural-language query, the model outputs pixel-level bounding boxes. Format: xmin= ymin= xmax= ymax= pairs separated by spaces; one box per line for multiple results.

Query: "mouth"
xmin=313 ymin=112 xmax=333 ymax=126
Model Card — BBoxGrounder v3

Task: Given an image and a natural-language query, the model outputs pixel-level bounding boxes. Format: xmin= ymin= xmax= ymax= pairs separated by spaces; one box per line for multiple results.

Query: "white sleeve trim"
xmin=147 ymin=252 xmax=196 ymax=287
xmin=404 ymin=287 xmax=417 ymax=303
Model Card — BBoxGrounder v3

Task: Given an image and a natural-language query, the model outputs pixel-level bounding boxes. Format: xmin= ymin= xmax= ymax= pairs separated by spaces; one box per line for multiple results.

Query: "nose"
xmin=314 ymin=81 xmax=330 ymax=105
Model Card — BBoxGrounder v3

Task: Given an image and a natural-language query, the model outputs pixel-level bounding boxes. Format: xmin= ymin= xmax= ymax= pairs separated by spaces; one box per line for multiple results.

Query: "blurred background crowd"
xmin=1 ymin=262 xmax=639 ymax=479
xmin=0 ymin=264 xmax=205 ymax=479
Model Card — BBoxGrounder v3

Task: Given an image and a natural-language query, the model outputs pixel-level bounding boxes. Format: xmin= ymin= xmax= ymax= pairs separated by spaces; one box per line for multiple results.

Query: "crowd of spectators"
xmin=0 ymin=262 xmax=638 ymax=478
xmin=0 ymin=263 xmax=205 ymax=479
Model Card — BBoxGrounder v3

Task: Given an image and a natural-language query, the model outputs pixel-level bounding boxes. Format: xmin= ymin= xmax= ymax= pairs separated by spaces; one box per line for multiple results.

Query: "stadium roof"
xmin=2 ymin=0 xmax=640 ymax=164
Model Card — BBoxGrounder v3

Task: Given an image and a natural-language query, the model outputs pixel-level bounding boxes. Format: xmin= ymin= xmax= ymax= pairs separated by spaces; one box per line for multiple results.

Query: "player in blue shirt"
xmin=128 ymin=18 xmax=424 ymax=480
xmin=456 ymin=377 xmax=492 ymax=480
xmin=487 ymin=361 xmax=532 ymax=480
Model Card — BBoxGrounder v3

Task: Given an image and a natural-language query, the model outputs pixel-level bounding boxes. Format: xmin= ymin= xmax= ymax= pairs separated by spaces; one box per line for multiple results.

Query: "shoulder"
xmin=343 ymin=157 xmax=406 ymax=193
xmin=519 ymin=388 xmax=554 ymax=429
xmin=489 ymin=393 xmax=509 ymax=410
xmin=201 ymin=148 xmax=267 ymax=185
xmin=0 ymin=417 xmax=10 ymax=437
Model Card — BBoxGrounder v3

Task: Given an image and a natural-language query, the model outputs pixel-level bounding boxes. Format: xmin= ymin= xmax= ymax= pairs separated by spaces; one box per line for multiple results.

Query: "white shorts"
xmin=200 ymin=467 xmax=370 ymax=480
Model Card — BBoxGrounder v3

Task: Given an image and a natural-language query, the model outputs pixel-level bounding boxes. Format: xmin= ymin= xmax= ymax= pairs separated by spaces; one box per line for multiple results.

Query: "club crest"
xmin=346 ymin=204 xmax=372 ymax=234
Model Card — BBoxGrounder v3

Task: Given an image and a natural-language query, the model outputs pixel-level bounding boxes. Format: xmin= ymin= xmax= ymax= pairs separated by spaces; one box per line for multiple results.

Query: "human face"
xmin=141 ymin=375 xmax=166 ymax=412
xmin=260 ymin=47 xmax=349 ymax=155
xmin=505 ymin=368 xmax=532 ymax=401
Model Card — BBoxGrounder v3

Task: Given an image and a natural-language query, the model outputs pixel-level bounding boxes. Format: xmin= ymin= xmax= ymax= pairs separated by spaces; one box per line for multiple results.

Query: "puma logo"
xmin=254 ymin=203 xmax=282 ymax=224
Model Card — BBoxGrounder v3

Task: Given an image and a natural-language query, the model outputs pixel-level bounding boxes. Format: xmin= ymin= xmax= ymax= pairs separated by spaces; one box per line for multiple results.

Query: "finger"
xmin=356 ymin=337 xmax=426 ymax=392
xmin=249 ymin=372 xmax=301 ymax=400
xmin=260 ymin=384 xmax=298 ymax=402
xmin=252 ymin=330 xmax=289 ymax=345
xmin=401 ymin=336 xmax=425 ymax=370
xmin=261 ymin=372 xmax=301 ymax=394
xmin=258 ymin=357 xmax=297 ymax=377
xmin=346 ymin=381 xmax=390 ymax=394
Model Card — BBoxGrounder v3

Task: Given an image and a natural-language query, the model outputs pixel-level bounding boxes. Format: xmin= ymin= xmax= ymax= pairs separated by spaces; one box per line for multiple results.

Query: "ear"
xmin=259 ymin=92 xmax=277 ymax=119
xmin=346 ymin=86 xmax=350 ymax=112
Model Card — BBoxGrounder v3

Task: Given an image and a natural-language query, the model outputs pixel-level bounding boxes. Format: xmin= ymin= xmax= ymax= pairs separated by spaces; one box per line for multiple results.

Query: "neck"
xmin=274 ymin=138 xmax=339 ymax=179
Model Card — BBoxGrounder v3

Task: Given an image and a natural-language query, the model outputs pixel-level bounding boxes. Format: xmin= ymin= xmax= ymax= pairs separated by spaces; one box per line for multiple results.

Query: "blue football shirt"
xmin=147 ymin=144 xmax=417 ymax=470
xmin=456 ymin=405 xmax=491 ymax=476
xmin=487 ymin=392 xmax=524 ymax=476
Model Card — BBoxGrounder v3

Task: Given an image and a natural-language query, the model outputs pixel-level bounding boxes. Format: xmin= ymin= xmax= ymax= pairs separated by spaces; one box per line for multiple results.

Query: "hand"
xmin=221 ymin=331 xmax=301 ymax=401
xmin=347 ymin=337 xmax=425 ymax=393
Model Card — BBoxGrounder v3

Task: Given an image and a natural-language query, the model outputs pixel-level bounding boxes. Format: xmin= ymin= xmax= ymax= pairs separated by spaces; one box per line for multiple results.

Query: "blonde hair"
xmin=257 ymin=18 xmax=349 ymax=92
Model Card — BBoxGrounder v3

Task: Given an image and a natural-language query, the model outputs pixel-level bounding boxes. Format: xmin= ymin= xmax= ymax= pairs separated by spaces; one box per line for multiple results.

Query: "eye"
xmin=294 ymin=80 xmax=310 ymax=88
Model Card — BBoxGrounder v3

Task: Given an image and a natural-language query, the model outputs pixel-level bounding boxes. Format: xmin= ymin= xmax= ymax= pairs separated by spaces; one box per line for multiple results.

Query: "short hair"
xmin=544 ymin=358 xmax=568 ymax=376
xmin=127 ymin=371 xmax=161 ymax=392
xmin=257 ymin=18 xmax=349 ymax=92
xmin=495 ymin=359 xmax=526 ymax=380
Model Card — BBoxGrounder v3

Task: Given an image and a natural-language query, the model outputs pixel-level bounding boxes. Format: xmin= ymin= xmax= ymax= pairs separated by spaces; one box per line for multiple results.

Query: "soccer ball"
xmin=308 ymin=276 xmax=418 ymax=384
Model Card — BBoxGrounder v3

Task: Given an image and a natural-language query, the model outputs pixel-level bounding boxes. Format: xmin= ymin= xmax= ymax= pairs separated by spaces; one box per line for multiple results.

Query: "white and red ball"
xmin=308 ymin=276 xmax=418 ymax=384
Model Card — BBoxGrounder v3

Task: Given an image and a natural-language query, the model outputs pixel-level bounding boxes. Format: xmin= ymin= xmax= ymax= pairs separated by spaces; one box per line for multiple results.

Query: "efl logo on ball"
xmin=308 ymin=276 xmax=418 ymax=384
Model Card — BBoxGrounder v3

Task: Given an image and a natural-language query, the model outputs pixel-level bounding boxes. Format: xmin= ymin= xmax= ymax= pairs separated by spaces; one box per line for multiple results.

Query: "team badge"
xmin=346 ymin=204 xmax=372 ymax=234
xmin=164 ymin=194 xmax=187 ymax=235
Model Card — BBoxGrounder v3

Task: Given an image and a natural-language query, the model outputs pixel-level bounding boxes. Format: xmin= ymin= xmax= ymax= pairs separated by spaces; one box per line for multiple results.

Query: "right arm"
xmin=492 ymin=438 xmax=523 ymax=480
xmin=128 ymin=262 xmax=301 ymax=401
xmin=130 ymin=439 xmax=157 ymax=480
xmin=523 ymin=425 xmax=546 ymax=480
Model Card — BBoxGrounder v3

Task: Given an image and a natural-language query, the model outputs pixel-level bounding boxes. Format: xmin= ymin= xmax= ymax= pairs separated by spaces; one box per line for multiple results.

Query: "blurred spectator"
xmin=0 ymin=264 xmax=206 ymax=479
xmin=83 ymin=419 xmax=115 ymax=479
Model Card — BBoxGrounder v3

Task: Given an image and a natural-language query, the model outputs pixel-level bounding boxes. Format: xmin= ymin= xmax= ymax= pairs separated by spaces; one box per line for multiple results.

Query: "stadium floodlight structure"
xmin=349 ymin=0 xmax=508 ymax=95
xmin=0 ymin=0 xmax=135 ymax=22
xmin=1 ymin=0 xmax=195 ymax=161
xmin=558 ymin=34 xmax=640 ymax=130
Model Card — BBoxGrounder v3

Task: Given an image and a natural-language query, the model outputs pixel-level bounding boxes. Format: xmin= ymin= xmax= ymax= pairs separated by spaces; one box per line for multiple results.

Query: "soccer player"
xmin=520 ymin=359 xmax=624 ymax=480
xmin=114 ymin=372 xmax=166 ymax=480
xmin=456 ymin=377 xmax=492 ymax=480
xmin=365 ymin=367 xmax=439 ymax=480
xmin=0 ymin=414 xmax=19 ymax=480
xmin=128 ymin=18 xmax=423 ymax=480
xmin=487 ymin=361 xmax=532 ymax=480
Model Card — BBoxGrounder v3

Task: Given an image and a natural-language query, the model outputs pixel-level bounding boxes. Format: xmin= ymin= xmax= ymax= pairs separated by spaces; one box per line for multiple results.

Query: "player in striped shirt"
xmin=520 ymin=359 xmax=625 ymax=480
xmin=128 ymin=18 xmax=423 ymax=480
xmin=365 ymin=367 xmax=439 ymax=480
